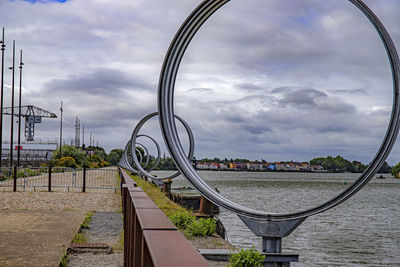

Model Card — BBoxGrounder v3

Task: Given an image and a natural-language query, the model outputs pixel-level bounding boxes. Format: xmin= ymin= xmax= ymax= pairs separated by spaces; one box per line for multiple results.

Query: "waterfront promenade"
xmin=0 ymin=189 xmax=120 ymax=266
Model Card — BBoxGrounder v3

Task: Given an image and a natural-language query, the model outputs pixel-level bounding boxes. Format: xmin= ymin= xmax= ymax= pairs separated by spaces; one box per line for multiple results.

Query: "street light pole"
xmin=0 ymin=28 xmax=5 ymax=169
xmin=9 ymin=40 xmax=15 ymax=167
xmin=17 ymin=49 xmax=23 ymax=167
xmin=59 ymin=101 xmax=63 ymax=158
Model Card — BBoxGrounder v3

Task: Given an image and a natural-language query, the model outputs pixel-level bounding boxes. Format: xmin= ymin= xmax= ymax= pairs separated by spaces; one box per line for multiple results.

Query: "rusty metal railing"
xmin=119 ymin=168 xmax=209 ymax=267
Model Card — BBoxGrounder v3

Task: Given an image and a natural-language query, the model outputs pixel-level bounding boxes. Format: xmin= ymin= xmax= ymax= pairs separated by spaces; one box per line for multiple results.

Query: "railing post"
xmin=199 ymin=196 xmax=213 ymax=216
xmin=48 ymin=166 xmax=52 ymax=192
xmin=13 ymin=165 xmax=17 ymax=192
xmin=82 ymin=167 xmax=86 ymax=193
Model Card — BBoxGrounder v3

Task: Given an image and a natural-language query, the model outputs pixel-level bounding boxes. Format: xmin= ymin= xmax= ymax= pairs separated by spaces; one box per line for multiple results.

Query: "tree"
xmin=108 ymin=150 xmax=123 ymax=165
xmin=391 ymin=162 xmax=400 ymax=178
xmin=53 ymin=145 xmax=86 ymax=166
xmin=310 ymin=155 xmax=366 ymax=173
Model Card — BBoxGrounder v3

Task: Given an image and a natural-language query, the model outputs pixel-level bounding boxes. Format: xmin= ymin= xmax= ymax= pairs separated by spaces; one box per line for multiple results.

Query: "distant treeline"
xmin=134 ymin=149 xmax=393 ymax=174
xmin=310 ymin=155 xmax=391 ymax=173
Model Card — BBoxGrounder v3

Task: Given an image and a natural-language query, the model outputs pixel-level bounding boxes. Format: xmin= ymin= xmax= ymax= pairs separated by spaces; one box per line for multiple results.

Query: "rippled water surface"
xmin=153 ymin=170 xmax=400 ymax=266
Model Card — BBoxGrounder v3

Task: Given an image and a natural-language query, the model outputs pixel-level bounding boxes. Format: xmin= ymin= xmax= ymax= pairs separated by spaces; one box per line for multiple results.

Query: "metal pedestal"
xmin=238 ymin=216 xmax=306 ymax=267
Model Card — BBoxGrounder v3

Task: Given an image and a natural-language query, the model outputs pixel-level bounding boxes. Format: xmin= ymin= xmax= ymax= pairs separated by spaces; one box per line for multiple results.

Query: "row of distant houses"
xmin=194 ymin=161 xmax=324 ymax=172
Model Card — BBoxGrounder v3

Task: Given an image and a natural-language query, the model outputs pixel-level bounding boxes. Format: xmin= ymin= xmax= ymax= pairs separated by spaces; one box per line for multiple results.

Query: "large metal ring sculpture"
xmin=158 ymin=0 xmax=400 ymax=222
xmin=130 ymin=112 xmax=195 ymax=180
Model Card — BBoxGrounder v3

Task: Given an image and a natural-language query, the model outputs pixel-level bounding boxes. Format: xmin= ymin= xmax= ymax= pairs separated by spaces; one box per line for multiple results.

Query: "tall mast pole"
xmin=9 ymin=40 xmax=15 ymax=167
xmin=17 ymin=49 xmax=23 ymax=167
xmin=82 ymin=124 xmax=85 ymax=148
xmin=59 ymin=101 xmax=63 ymax=158
xmin=0 ymin=28 xmax=5 ymax=169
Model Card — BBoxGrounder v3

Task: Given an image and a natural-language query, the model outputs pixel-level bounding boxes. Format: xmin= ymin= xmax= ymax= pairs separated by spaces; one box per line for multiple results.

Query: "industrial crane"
xmin=3 ymin=105 xmax=57 ymax=141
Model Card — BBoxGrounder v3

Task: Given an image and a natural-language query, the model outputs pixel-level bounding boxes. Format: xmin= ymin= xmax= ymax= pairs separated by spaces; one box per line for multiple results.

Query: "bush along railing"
xmin=167 ymin=211 xmax=216 ymax=237
xmin=229 ymin=247 xmax=266 ymax=267
xmin=119 ymin=167 xmax=209 ymax=267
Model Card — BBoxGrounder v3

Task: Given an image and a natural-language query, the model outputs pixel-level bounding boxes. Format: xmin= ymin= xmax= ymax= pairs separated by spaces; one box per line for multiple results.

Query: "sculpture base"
xmin=263 ymin=253 xmax=299 ymax=267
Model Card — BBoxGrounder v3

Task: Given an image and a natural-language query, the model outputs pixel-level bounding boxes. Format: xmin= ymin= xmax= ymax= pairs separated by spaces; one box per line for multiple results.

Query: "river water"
xmin=153 ymin=170 xmax=400 ymax=266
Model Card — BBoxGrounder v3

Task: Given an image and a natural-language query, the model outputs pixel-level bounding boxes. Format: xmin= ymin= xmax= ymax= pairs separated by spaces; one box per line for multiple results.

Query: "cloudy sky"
xmin=0 ymin=0 xmax=399 ymax=164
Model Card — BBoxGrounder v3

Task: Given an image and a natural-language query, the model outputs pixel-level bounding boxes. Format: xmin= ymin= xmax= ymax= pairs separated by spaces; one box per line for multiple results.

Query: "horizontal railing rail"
xmin=119 ymin=167 xmax=209 ymax=267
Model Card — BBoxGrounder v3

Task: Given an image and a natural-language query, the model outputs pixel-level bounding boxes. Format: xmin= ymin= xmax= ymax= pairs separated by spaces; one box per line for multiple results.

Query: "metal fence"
xmin=0 ymin=166 xmax=119 ymax=192
xmin=119 ymin=167 xmax=209 ymax=267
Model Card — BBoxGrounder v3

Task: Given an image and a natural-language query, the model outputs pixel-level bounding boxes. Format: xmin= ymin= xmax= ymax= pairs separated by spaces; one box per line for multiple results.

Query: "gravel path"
xmin=83 ymin=211 xmax=123 ymax=246
xmin=67 ymin=253 xmax=123 ymax=267
xmin=67 ymin=211 xmax=124 ymax=267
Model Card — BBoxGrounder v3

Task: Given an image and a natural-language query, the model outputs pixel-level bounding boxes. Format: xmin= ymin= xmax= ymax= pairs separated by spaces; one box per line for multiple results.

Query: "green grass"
xmin=113 ymin=230 xmax=124 ymax=251
xmin=129 ymin=174 xmax=187 ymax=217
xmin=72 ymin=232 xmax=87 ymax=243
xmin=63 ymin=208 xmax=74 ymax=211
xmin=59 ymin=249 xmax=69 ymax=267
xmin=129 ymin=174 xmax=216 ymax=238
xmin=80 ymin=211 xmax=94 ymax=229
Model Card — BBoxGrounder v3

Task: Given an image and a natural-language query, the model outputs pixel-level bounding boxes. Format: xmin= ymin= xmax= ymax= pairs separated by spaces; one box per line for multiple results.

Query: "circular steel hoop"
xmin=131 ymin=112 xmax=195 ymax=180
xmin=136 ymin=134 xmax=162 ymax=172
xmin=158 ymin=0 xmax=400 ymax=221
xmin=135 ymin=143 xmax=149 ymax=168
xmin=120 ymin=140 xmax=145 ymax=174
xmin=120 ymin=136 xmax=158 ymax=172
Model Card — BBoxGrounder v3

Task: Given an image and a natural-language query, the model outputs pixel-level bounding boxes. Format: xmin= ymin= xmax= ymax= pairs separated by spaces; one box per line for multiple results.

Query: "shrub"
xmin=57 ymin=157 xmax=77 ymax=168
xmin=168 ymin=211 xmax=195 ymax=229
xmin=187 ymin=218 xmax=216 ymax=237
xmin=229 ymin=247 xmax=265 ymax=267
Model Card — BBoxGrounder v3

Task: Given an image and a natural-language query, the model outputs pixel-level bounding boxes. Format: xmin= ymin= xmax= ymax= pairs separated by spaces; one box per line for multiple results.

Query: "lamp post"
xmin=59 ymin=101 xmax=63 ymax=158
xmin=17 ymin=49 xmax=23 ymax=167
xmin=8 ymin=40 xmax=15 ymax=167
xmin=0 ymin=28 xmax=5 ymax=169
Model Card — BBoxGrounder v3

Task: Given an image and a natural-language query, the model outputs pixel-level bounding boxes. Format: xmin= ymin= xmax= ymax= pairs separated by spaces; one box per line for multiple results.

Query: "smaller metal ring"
xmin=130 ymin=112 xmax=195 ymax=180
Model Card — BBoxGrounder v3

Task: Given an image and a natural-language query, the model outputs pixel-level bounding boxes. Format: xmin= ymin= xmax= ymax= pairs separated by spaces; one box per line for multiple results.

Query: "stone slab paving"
xmin=0 ymin=210 xmax=86 ymax=267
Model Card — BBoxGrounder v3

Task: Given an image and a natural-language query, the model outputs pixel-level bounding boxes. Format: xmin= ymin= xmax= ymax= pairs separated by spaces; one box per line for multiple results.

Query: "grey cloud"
xmin=187 ymin=88 xmax=214 ymax=93
xmin=271 ymin=87 xmax=297 ymax=94
xmin=316 ymin=125 xmax=347 ymax=133
xmin=330 ymin=86 xmax=369 ymax=95
xmin=43 ymin=68 xmax=153 ymax=95
xmin=246 ymin=125 xmax=271 ymax=135
xmin=277 ymin=88 xmax=355 ymax=114
xmin=235 ymin=83 xmax=264 ymax=92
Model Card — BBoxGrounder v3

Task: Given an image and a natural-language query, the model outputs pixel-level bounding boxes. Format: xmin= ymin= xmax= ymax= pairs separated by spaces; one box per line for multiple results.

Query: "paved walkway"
xmin=0 ymin=210 xmax=86 ymax=267
xmin=0 ymin=177 xmax=120 ymax=267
